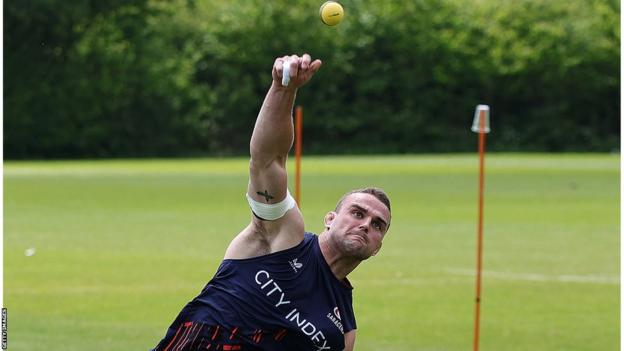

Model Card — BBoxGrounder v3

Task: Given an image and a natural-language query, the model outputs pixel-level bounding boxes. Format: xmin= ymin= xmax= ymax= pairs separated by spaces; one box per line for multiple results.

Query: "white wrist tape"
xmin=246 ymin=190 xmax=296 ymax=220
xmin=282 ymin=59 xmax=291 ymax=87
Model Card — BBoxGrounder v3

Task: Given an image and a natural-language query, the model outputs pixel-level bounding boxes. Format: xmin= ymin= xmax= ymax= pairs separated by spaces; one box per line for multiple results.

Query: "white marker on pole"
xmin=471 ymin=105 xmax=490 ymax=133
xmin=282 ymin=59 xmax=291 ymax=87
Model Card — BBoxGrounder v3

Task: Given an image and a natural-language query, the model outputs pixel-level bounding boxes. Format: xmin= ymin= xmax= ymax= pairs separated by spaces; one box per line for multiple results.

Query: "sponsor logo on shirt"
xmin=326 ymin=307 xmax=344 ymax=333
xmin=254 ymin=270 xmax=331 ymax=350
xmin=289 ymin=258 xmax=303 ymax=273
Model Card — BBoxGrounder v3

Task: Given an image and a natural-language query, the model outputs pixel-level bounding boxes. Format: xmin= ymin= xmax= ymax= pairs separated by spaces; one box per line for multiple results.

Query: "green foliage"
xmin=3 ymin=0 xmax=620 ymax=158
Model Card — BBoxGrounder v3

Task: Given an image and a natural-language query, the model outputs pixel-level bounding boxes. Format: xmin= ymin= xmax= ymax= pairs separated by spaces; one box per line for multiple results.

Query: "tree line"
xmin=4 ymin=0 xmax=620 ymax=158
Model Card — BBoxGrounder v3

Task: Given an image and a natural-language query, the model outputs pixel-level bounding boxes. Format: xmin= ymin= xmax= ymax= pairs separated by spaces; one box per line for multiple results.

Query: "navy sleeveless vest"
xmin=153 ymin=233 xmax=356 ymax=351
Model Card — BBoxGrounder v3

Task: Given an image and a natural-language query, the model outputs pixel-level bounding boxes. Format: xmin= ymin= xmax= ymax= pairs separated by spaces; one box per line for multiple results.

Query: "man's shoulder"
xmin=223 ymin=229 xmax=317 ymax=261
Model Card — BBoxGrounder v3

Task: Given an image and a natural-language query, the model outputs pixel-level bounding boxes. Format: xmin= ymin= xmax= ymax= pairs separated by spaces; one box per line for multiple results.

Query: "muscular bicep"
xmin=248 ymin=157 xmax=288 ymax=206
xmin=344 ymin=330 xmax=356 ymax=351
xmin=243 ymin=156 xmax=304 ymax=253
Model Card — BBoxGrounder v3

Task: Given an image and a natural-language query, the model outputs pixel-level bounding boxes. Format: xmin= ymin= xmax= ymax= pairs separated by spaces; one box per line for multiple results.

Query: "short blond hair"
xmin=335 ymin=187 xmax=391 ymax=214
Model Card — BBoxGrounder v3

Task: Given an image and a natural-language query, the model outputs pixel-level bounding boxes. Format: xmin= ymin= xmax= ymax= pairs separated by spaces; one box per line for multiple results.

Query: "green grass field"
xmin=3 ymin=154 xmax=620 ymax=350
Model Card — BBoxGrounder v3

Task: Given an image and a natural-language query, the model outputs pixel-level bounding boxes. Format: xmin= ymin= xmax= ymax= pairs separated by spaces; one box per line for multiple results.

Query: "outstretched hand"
xmin=272 ymin=54 xmax=322 ymax=89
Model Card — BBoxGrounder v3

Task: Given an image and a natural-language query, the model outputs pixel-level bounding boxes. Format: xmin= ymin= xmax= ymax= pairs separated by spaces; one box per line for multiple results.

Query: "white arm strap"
xmin=246 ymin=190 xmax=296 ymax=220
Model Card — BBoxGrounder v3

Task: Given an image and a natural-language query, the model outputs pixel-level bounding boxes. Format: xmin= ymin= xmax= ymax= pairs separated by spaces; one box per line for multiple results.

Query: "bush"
xmin=3 ymin=0 xmax=619 ymax=158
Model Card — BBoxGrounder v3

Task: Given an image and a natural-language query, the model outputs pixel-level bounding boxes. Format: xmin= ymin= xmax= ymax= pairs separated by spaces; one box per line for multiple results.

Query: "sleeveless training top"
xmin=153 ymin=232 xmax=356 ymax=351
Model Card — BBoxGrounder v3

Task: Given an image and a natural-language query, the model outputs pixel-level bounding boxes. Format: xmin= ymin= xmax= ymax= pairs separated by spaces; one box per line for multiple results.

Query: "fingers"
xmin=287 ymin=55 xmax=299 ymax=79
xmin=273 ymin=54 xmax=322 ymax=87
xmin=301 ymin=53 xmax=311 ymax=70
xmin=274 ymin=57 xmax=285 ymax=78
xmin=274 ymin=56 xmax=298 ymax=79
xmin=275 ymin=54 xmax=307 ymax=76
xmin=309 ymin=59 xmax=322 ymax=74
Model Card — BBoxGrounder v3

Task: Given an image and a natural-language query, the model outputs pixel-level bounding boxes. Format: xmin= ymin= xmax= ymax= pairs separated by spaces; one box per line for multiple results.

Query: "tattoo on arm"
xmin=256 ymin=190 xmax=274 ymax=202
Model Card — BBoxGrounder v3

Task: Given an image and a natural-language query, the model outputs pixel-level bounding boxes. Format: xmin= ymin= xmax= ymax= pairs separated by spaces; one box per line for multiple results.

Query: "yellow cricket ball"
xmin=319 ymin=1 xmax=344 ymax=26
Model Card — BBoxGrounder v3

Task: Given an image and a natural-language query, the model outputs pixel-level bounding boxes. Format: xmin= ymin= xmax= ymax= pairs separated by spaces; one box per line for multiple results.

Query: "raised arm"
xmin=224 ymin=54 xmax=322 ymax=259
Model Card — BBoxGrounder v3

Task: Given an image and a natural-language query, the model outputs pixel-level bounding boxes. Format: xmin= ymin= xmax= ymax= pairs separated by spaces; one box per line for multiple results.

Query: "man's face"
xmin=325 ymin=193 xmax=391 ymax=260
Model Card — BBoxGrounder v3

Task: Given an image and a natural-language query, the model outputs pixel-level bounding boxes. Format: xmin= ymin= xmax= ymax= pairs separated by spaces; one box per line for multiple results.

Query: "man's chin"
xmin=342 ymin=239 xmax=371 ymax=260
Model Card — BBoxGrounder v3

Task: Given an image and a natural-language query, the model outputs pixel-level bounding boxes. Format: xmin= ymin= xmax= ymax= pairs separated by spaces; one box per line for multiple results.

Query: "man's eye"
xmin=373 ymin=222 xmax=382 ymax=230
xmin=352 ymin=210 xmax=363 ymax=218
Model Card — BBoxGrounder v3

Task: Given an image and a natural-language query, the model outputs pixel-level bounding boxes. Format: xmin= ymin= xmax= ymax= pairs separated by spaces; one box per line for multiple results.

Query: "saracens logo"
xmin=326 ymin=307 xmax=344 ymax=333
xmin=289 ymin=258 xmax=303 ymax=273
xmin=333 ymin=307 xmax=341 ymax=320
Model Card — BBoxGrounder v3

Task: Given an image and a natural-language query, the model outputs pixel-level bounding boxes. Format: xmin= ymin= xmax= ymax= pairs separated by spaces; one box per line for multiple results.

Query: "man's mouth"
xmin=347 ymin=232 xmax=367 ymax=244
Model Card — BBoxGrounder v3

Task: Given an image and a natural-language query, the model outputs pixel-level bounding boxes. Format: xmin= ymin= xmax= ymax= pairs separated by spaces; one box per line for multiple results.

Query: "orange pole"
xmin=473 ymin=109 xmax=487 ymax=351
xmin=294 ymin=106 xmax=303 ymax=206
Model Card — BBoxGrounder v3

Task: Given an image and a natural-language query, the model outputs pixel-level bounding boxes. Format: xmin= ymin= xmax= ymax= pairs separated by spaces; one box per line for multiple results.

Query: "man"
xmin=152 ymin=54 xmax=391 ymax=351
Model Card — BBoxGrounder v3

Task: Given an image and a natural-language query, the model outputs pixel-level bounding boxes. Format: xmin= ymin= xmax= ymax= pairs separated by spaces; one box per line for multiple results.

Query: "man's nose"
xmin=358 ymin=217 xmax=371 ymax=232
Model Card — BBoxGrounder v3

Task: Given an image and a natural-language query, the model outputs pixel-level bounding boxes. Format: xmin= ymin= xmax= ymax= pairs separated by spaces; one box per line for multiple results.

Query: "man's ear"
xmin=371 ymin=242 xmax=383 ymax=256
xmin=324 ymin=211 xmax=336 ymax=229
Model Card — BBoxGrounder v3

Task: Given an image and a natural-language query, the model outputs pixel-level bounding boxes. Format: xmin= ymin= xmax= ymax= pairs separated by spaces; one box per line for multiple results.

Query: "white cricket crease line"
xmin=3 ymin=168 xmax=244 ymax=177
xmin=7 ymin=284 xmax=201 ymax=295
xmin=444 ymin=268 xmax=620 ymax=285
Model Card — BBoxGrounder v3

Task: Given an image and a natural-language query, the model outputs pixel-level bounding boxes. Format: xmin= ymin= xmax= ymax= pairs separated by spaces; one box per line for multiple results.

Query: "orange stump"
xmin=472 ymin=106 xmax=490 ymax=351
